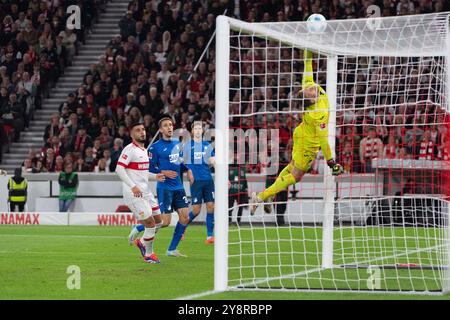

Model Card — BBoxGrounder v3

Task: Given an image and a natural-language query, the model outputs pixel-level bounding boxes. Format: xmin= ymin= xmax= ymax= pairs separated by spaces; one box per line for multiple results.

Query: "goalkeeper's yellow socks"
xmin=258 ymin=173 xmax=296 ymax=201
xmin=278 ymin=163 xmax=293 ymax=178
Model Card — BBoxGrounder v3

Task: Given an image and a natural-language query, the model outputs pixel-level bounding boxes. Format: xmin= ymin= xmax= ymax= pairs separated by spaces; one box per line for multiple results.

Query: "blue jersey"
xmin=148 ymin=138 xmax=187 ymax=190
xmin=183 ymin=140 xmax=214 ymax=181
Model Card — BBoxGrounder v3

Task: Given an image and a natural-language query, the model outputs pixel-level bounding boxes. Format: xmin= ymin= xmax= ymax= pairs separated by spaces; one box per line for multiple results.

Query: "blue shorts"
xmin=190 ymin=180 xmax=215 ymax=205
xmin=157 ymin=188 xmax=189 ymax=214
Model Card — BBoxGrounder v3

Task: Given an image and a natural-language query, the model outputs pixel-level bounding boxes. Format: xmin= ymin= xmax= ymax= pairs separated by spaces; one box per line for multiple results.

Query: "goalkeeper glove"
xmin=327 ymin=159 xmax=344 ymax=176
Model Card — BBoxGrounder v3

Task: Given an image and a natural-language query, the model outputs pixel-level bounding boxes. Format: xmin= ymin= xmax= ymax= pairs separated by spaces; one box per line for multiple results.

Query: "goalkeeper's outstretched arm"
xmin=300 ymin=49 xmax=321 ymax=105
xmin=302 ymin=49 xmax=315 ymax=90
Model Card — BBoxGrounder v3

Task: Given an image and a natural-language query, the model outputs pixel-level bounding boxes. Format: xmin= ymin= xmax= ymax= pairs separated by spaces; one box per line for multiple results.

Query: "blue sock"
xmin=168 ymin=222 xmax=187 ymax=251
xmin=136 ymin=224 xmax=145 ymax=232
xmin=188 ymin=211 xmax=196 ymax=223
xmin=206 ymin=212 xmax=214 ymax=238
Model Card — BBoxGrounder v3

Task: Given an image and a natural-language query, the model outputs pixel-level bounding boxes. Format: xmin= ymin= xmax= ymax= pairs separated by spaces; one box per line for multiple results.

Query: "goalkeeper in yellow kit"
xmin=250 ymin=49 xmax=344 ymax=214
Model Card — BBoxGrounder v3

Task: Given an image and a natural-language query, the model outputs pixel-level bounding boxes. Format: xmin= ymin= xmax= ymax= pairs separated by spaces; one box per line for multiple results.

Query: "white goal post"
xmin=215 ymin=13 xmax=450 ymax=294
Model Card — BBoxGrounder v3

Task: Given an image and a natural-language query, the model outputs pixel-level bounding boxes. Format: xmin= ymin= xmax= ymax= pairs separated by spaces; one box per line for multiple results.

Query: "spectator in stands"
xmin=43 ymin=147 xmax=56 ymax=172
xmin=32 ymin=159 xmax=43 ymax=173
xmin=66 ymin=112 xmax=79 ymax=136
xmin=359 ymin=127 xmax=383 ymax=173
xmin=0 ymin=92 xmax=24 ymax=141
xmin=58 ymin=28 xmax=77 ymax=63
xmin=97 ymin=106 xmax=111 ymax=127
xmin=98 ymin=126 xmax=112 ymax=148
xmin=16 ymin=71 xmax=35 ymax=128
xmin=416 ymin=130 xmax=438 ymax=160
xmin=63 ymin=152 xmax=75 ymax=167
xmin=94 ymin=158 xmax=110 ymax=173
xmin=114 ymin=124 xmax=131 ymax=146
xmin=119 ymin=11 xmax=136 ymax=40
xmin=59 ymin=105 xmax=71 ymax=126
xmin=84 ymin=147 xmax=96 ymax=170
xmin=167 ymin=42 xmax=186 ymax=71
xmin=59 ymin=127 xmax=72 ymax=152
xmin=106 ymin=117 xmax=116 ymax=134
xmin=438 ymin=135 xmax=450 ymax=161
xmin=22 ymin=20 xmax=39 ymax=48
xmin=47 ymin=135 xmax=66 ymax=158
xmin=74 ymin=157 xmax=90 ymax=173
xmin=384 ymin=134 xmax=398 ymax=159
xmin=110 ymin=137 xmax=123 ymax=171
xmin=108 ymin=87 xmax=124 ymax=116
xmin=158 ymin=63 xmax=172 ymax=87
xmin=71 ymin=126 xmax=92 ymax=155
xmin=58 ymin=162 xmax=78 ymax=212
xmin=22 ymin=158 xmax=33 ymax=174
xmin=43 ymin=113 xmax=61 ymax=143
xmin=55 ymin=34 xmax=68 ymax=71
xmin=143 ymin=114 xmax=158 ymax=141
xmin=54 ymin=155 xmax=64 ymax=173
xmin=102 ymin=148 xmax=112 ymax=169
xmin=92 ymin=138 xmax=103 ymax=159
xmin=405 ymin=121 xmax=424 ymax=157
xmin=147 ymin=86 xmax=164 ymax=117
xmin=86 ymin=115 xmax=101 ymax=139
xmin=40 ymin=38 xmax=59 ymax=89
xmin=123 ymin=92 xmax=136 ymax=113
xmin=75 ymin=105 xmax=89 ymax=128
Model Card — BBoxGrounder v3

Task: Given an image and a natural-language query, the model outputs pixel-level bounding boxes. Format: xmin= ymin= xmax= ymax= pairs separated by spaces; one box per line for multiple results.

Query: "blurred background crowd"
xmin=0 ymin=0 xmax=449 ymax=175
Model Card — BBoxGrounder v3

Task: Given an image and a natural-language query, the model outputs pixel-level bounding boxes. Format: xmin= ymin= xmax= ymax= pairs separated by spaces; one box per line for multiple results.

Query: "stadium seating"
xmin=1 ymin=0 xmax=449 ymax=173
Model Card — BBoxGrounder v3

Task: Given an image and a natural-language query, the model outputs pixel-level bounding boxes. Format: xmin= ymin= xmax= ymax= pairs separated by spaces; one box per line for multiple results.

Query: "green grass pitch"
xmin=0 ymin=225 xmax=449 ymax=300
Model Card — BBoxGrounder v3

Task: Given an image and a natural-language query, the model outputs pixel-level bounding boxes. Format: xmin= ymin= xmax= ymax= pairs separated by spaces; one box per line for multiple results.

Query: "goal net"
xmin=214 ymin=12 xmax=450 ymax=294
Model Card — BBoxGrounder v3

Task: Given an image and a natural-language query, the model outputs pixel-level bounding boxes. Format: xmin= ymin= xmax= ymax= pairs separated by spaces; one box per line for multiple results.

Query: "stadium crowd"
xmin=0 ymin=0 xmax=108 ymax=163
xmin=0 ymin=0 xmax=448 ymax=174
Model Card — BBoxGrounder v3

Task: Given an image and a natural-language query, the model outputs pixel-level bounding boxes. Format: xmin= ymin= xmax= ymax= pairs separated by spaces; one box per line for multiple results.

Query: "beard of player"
xmin=132 ymin=125 xmax=146 ymax=145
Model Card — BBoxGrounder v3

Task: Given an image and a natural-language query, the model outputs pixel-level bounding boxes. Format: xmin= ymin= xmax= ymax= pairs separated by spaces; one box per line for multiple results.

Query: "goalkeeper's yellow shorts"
xmin=292 ymin=122 xmax=321 ymax=172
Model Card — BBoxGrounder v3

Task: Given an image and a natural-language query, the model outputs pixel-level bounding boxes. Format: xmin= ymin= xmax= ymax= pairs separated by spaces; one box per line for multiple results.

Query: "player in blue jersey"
xmin=182 ymin=121 xmax=215 ymax=244
xmin=146 ymin=117 xmax=192 ymax=257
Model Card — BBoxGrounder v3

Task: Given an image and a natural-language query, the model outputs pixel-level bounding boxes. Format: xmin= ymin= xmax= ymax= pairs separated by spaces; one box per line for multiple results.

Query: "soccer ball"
xmin=307 ymin=14 xmax=327 ymax=34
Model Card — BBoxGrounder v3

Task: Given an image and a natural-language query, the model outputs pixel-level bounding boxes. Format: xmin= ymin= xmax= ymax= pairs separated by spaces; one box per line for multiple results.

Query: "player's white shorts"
xmin=124 ymin=192 xmax=160 ymax=221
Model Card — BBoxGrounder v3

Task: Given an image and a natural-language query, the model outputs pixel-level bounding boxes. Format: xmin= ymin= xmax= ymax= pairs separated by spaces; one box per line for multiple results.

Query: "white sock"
xmin=141 ymin=227 xmax=156 ymax=256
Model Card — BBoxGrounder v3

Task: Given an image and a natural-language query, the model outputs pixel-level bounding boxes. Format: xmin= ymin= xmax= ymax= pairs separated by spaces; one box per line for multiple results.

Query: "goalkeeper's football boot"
xmin=128 ymin=225 xmax=140 ymax=245
xmin=166 ymin=249 xmax=188 ymax=257
xmin=263 ymin=196 xmax=274 ymax=214
xmin=134 ymin=238 xmax=146 ymax=257
xmin=205 ymin=236 xmax=215 ymax=245
xmin=144 ymin=253 xmax=160 ymax=264
xmin=249 ymin=192 xmax=263 ymax=215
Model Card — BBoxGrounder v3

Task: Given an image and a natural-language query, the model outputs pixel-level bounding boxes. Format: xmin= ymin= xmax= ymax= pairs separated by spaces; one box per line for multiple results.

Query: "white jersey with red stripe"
xmin=117 ymin=142 xmax=152 ymax=197
xmin=116 ymin=142 xmax=160 ymax=219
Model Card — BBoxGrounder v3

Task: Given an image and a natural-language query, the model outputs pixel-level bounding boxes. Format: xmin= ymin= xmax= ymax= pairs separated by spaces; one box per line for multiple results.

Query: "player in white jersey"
xmin=115 ymin=121 xmax=165 ymax=264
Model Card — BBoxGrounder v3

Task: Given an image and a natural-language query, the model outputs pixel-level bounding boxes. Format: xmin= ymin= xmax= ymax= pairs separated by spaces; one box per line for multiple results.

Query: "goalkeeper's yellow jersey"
xmin=292 ymin=49 xmax=332 ymax=162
